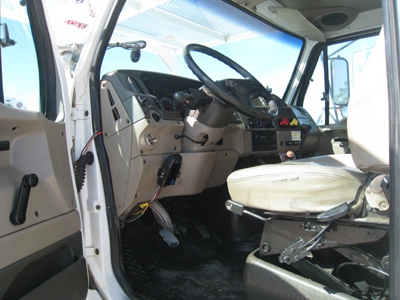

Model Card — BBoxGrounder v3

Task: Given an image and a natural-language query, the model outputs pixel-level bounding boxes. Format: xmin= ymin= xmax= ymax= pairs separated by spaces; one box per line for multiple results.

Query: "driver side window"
xmin=303 ymin=35 xmax=378 ymax=125
xmin=1 ymin=19 xmax=40 ymax=112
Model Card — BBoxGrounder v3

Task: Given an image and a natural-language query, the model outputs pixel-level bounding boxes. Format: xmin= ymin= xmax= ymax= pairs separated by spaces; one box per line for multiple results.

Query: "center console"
xmin=252 ymin=131 xmax=277 ymax=151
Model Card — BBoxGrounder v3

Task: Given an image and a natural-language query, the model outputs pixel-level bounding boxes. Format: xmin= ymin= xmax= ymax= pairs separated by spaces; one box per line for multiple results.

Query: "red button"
xmin=280 ymin=118 xmax=289 ymax=126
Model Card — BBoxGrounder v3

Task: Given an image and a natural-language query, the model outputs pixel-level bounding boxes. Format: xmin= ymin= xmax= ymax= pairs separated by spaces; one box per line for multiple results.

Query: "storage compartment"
xmin=243 ymin=250 xmax=357 ymax=300
xmin=0 ymin=232 xmax=87 ymax=300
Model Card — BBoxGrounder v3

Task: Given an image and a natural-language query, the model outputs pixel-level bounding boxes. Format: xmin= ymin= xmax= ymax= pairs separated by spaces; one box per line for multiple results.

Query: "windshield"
xmin=101 ymin=0 xmax=303 ymax=98
xmin=1 ymin=0 xmax=104 ymax=112
xmin=1 ymin=0 xmax=303 ymax=100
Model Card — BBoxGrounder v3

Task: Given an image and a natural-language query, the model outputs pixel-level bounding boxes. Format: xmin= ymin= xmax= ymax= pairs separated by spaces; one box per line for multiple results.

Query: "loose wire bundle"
xmin=123 ymin=186 xmax=162 ymax=224
xmin=73 ymin=131 xmax=102 ymax=192
xmin=73 ymin=131 xmax=103 ymax=165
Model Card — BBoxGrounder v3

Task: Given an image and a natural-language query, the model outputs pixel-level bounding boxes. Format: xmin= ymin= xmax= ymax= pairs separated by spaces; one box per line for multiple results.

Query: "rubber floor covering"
xmin=122 ymin=218 xmax=248 ymax=300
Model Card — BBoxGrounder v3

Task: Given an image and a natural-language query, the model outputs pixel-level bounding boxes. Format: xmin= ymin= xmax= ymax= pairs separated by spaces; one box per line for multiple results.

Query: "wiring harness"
xmin=73 ymin=131 xmax=102 ymax=193
xmin=121 ymin=186 xmax=162 ymax=227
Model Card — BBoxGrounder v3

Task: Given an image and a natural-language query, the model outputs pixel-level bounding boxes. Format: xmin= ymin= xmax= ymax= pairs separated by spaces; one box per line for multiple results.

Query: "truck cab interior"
xmin=94 ymin=0 xmax=390 ymax=299
xmin=0 ymin=0 xmax=396 ymax=299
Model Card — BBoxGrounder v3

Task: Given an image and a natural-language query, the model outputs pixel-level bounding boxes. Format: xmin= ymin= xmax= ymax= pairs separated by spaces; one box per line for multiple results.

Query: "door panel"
xmin=1 ymin=232 xmax=86 ymax=300
xmin=0 ymin=105 xmax=88 ymax=299
xmin=0 ymin=107 xmax=76 ymax=237
xmin=0 ymin=211 xmax=80 ymax=270
xmin=314 ymin=118 xmax=349 ymax=156
xmin=0 ymin=0 xmax=88 ymax=298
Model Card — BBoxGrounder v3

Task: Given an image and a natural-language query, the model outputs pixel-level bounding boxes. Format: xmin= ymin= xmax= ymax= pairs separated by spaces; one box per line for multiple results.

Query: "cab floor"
xmin=121 ymin=213 xmax=248 ymax=300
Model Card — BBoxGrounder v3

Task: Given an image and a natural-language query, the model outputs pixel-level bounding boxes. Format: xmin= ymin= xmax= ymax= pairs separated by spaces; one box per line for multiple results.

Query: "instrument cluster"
xmin=159 ymin=97 xmax=185 ymax=114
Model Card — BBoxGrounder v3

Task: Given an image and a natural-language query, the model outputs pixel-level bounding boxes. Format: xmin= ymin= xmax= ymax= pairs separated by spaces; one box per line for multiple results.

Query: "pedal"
xmin=159 ymin=228 xmax=179 ymax=248
xmin=194 ymin=221 xmax=211 ymax=239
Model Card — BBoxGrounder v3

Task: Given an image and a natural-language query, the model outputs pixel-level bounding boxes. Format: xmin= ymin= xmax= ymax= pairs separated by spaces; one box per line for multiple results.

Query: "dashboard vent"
xmin=106 ymin=89 xmax=120 ymax=121
xmin=107 ymin=89 xmax=115 ymax=106
xmin=112 ymin=108 xmax=120 ymax=121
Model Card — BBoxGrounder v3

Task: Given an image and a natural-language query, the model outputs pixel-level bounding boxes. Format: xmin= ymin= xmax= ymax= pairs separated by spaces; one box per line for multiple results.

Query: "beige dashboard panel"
xmin=132 ymin=118 xmax=184 ymax=158
xmin=213 ymin=124 xmax=244 ymax=153
xmin=181 ymin=116 xmax=226 ymax=152
xmin=214 ymin=124 xmax=300 ymax=157
xmin=206 ymin=150 xmax=240 ymax=189
xmin=104 ymin=118 xmax=185 ymax=214
xmin=100 ymin=80 xmax=133 ymax=139
xmin=103 ymin=126 xmax=133 ymax=214
xmin=121 ymin=152 xmax=217 ymax=216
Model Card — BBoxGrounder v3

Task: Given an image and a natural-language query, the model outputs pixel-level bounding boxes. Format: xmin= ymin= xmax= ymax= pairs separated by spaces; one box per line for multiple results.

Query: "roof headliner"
xmin=275 ymin=0 xmax=381 ymax=13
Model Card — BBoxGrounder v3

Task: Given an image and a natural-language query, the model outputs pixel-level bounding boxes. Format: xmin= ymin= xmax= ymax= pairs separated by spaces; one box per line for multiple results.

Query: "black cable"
xmin=322 ymin=241 xmax=384 ymax=269
xmin=337 ymin=262 xmax=389 ymax=278
xmin=174 ymin=134 xmax=207 ymax=145
xmin=304 ymin=221 xmax=332 ymax=249
xmin=321 ymin=241 xmax=389 ymax=299
xmin=80 ymin=131 xmax=102 ymax=158
xmin=74 ymin=152 xmax=94 ymax=192
xmin=336 ymin=262 xmax=389 ymax=298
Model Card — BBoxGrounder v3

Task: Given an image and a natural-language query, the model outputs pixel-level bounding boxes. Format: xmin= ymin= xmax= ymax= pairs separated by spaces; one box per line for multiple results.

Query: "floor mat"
xmin=122 ymin=215 xmax=248 ymax=300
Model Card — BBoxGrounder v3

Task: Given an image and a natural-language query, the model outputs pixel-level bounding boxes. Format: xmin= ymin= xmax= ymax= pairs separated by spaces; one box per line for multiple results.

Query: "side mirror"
xmin=0 ymin=23 xmax=16 ymax=48
xmin=330 ymin=57 xmax=349 ymax=106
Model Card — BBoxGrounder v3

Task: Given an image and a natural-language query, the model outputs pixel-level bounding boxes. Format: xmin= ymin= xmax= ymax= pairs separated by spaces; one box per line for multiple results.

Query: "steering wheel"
xmin=183 ymin=44 xmax=278 ymax=119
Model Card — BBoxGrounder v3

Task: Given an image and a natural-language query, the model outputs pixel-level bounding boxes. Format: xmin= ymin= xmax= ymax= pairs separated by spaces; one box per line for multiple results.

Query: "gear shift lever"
xmin=298 ymin=124 xmax=312 ymax=159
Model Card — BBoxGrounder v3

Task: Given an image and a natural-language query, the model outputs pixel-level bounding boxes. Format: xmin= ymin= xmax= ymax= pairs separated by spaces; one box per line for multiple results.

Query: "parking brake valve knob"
xmin=280 ymin=118 xmax=289 ymax=126
xmin=290 ymin=118 xmax=299 ymax=126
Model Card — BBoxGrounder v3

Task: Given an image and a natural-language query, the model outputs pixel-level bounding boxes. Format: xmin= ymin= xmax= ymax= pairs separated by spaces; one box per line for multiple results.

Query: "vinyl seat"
xmin=227 ymin=29 xmax=389 ymax=215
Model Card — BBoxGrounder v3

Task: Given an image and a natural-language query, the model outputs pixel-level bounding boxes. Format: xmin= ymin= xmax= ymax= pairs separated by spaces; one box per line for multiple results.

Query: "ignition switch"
xmin=146 ymin=134 xmax=158 ymax=146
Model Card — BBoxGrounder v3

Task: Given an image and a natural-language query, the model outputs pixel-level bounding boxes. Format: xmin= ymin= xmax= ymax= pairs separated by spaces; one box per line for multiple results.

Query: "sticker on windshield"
xmin=291 ymin=131 xmax=301 ymax=141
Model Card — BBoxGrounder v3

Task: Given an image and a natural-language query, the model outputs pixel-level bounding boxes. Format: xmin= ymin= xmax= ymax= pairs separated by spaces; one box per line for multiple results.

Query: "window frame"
xmin=0 ymin=0 xmax=58 ymax=121
xmin=294 ymin=28 xmax=381 ymax=125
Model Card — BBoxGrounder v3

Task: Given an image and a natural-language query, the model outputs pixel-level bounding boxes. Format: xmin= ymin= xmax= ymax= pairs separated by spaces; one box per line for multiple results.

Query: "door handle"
xmin=10 ymin=174 xmax=39 ymax=225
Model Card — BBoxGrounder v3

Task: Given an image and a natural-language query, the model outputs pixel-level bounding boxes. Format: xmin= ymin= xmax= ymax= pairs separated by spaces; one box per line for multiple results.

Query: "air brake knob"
xmin=280 ymin=118 xmax=289 ymax=126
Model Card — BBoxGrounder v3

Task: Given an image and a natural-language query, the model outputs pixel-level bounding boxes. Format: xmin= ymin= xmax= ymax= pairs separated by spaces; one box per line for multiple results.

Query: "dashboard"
xmin=100 ymin=70 xmax=319 ymax=217
xmin=140 ymin=72 xmax=202 ymax=115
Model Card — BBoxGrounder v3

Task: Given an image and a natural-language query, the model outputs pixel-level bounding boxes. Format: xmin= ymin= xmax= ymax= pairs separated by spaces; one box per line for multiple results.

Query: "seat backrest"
xmin=347 ymin=29 xmax=389 ymax=173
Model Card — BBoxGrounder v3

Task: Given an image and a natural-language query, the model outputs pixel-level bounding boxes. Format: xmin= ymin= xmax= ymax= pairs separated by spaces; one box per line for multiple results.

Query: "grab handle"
xmin=10 ymin=174 xmax=39 ymax=225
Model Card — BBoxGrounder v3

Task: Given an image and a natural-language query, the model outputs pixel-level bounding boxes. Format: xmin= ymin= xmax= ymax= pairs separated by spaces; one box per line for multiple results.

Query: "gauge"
xmin=173 ymin=99 xmax=185 ymax=113
xmin=160 ymin=97 xmax=174 ymax=111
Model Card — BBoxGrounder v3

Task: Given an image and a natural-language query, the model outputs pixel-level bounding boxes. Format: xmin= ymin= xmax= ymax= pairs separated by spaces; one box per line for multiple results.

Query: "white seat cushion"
xmin=227 ymin=154 xmax=366 ymax=213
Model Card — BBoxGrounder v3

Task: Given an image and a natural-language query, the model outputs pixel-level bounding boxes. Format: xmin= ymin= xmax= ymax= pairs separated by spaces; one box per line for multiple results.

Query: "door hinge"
xmin=71 ymin=107 xmax=90 ymax=121
xmin=85 ymin=247 xmax=100 ymax=257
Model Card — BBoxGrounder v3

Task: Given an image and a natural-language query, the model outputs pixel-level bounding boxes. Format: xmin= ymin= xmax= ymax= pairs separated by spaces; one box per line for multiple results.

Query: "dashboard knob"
xmin=280 ymin=118 xmax=289 ymax=126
